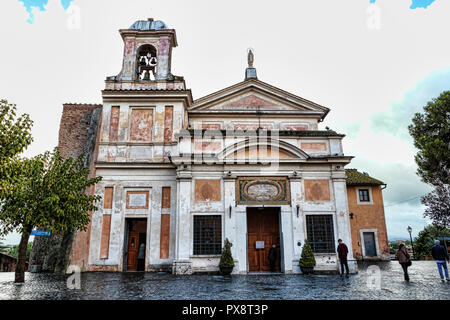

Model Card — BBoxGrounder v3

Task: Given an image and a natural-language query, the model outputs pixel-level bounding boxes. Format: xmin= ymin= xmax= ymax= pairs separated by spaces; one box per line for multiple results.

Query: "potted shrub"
xmin=219 ymin=238 xmax=235 ymax=275
xmin=299 ymin=239 xmax=316 ymax=274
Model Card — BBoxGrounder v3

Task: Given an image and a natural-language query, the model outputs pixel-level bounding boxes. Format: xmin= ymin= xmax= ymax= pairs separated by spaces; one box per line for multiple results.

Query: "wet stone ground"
xmin=0 ymin=261 xmax=448 ymax=300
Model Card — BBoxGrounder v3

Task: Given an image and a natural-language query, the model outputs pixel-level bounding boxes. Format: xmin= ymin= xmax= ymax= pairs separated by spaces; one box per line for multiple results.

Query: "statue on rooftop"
xmin=248 ymin=48 xmax=254 ymax=68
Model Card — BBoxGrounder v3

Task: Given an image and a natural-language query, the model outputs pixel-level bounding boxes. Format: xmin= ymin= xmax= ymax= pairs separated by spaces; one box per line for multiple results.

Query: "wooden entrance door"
xmin=363 ymin=232 xmax=377 ymax=257
xmin=247 ymin=208 xmax=281 ymax=272
xmin=127 ymin=231 xmax=139 ymax=271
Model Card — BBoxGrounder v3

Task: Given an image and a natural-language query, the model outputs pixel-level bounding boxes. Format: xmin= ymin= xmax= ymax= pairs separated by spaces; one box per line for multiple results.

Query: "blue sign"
xmin=31 ymin=230 xmax=51 ymax=237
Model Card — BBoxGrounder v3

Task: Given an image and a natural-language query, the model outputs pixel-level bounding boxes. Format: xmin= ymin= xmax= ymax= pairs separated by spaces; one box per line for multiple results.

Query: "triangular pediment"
xmin=189 ymin=79 xmax=329 ymax=118
xmin=224 ymin=94 xmax=276 ymax=109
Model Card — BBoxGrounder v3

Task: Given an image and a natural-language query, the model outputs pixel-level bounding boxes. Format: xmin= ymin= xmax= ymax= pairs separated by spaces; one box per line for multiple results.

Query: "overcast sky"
xmin=1 ymin=0 xmax=449 ymax=245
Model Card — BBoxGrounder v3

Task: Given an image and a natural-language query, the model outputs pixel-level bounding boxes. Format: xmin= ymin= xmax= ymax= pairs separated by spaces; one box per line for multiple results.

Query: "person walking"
xmin=268 ymin=244 xmax=277 ymax=272
xmin=431 ymin=240 xmax=450 ymax=282
xmin=337 ymin=239 xmax=349 ymax=277
xmin=395 ymin=243 xmax=411 ymax=282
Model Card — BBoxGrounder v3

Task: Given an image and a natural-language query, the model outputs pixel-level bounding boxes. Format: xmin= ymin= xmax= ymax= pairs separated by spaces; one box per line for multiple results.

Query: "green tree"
xmin=421 ymin=181 xmax=450 ymax=229
xmin=6 ymin=242 xmax=33 ymax=260
xmin=0 ymin=100 xmax=33 ymax=166
xmin=0 ymin=148 xmax=102 ymax=283
xmin=0 ymin=100 xmax=33 ymax=262
xmin=299 ymin=239 xmax=316 ymax=267
xmin=408 ymin=91 xmax=450 ymax=186
xmin=0 ymin=237 xmax=10 ymax=253
xmin=413 ymin=225 xmax=450 ymax=260
xmin=219 ymin=238 xmax=235 ymax=267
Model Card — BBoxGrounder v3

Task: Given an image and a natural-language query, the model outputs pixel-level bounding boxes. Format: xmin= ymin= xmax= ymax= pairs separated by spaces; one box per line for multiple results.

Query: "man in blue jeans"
xmin=431 ymin=240 xmax=450 ymax=282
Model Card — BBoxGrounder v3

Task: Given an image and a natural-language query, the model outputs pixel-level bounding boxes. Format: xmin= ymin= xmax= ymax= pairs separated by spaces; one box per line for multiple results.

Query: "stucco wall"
xmin=347 ymin=185 xmax=390 ymax=260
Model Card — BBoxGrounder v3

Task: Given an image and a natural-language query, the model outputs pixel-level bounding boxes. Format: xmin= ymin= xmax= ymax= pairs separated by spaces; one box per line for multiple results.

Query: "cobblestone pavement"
xmin=0 ymin=261 xmax=448 ymax=300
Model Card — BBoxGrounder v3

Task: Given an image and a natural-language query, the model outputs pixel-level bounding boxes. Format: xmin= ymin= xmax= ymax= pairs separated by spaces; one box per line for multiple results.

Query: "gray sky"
xmin=1 ymin=0 xmax=449 ymax=244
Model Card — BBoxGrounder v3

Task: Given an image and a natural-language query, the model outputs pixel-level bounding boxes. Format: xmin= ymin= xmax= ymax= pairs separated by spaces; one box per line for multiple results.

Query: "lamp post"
xmin=407 ymin=226 xmax=415 ymax=260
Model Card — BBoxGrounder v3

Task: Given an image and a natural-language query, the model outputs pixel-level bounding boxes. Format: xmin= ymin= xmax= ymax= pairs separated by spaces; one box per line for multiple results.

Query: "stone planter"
xmin=219 ymin=266 xmax=234 ymax=275
xmin=300 ymin=266 xmax=314 ymax=274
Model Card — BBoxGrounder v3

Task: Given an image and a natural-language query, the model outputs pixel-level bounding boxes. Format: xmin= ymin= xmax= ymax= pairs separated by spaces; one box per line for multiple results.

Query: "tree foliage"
xmin=0 ymin=148 xmax=101 ymax=236
xmin=0 ymin=148 xmax=102 ymax=282
xmin=0 ymin=100 xmax=33 ymax=166
xmin=219 ymin=238 xmax=235 ymax=267
xmin=413 ymin=225 xmax=450 ymax=260
xmin=0 ymin=237 xmax=10 ymax=253
xmin=408 ymin=91 xmax=450 ymax=185
xmin=421 ymin=181 xmax=450 ymax=228
xmin=6 ymin=242 xmax=33 ymax=260
xmin=299 ymin=239 xmax=316 ymax=267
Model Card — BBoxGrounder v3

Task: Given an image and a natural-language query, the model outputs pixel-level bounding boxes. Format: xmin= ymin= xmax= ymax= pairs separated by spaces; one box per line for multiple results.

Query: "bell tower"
xmin=105 ymin=18 xmax=185 ymax=90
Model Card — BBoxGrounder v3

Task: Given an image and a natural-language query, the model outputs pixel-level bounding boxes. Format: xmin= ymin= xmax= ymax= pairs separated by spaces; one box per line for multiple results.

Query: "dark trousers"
xmin=269 ymin=260 xmax=276 ymax=272
xmin=340 ymin=258 xmax=349 ymax=275
xmin=400 ymin=263 xmax=410 ymax=281
xmin=137 ymin=259 xmax=145 ymax=271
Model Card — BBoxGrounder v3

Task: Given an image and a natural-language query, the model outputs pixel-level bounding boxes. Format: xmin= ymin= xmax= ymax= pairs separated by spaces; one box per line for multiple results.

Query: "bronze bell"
xmin=143 ymin=70 xmax=150 ymax=80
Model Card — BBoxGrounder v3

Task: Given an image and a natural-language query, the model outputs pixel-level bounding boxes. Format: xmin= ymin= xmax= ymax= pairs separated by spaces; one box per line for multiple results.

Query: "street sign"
xmin=31 ymin=230 xmax=51 ymax=237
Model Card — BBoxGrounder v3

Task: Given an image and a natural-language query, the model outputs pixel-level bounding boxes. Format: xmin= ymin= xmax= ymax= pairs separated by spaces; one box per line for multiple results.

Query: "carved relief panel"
xmin=236 ymin=177 xmax=290 ymax=205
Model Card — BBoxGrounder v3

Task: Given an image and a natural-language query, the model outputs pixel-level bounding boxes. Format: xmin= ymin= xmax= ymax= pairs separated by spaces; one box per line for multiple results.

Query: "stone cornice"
xmin=119 ymin=29 xmax=178 ymax=47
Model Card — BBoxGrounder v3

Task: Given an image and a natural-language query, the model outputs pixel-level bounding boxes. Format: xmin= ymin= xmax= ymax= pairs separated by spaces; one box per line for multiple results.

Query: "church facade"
xmin=56 ymin=19 xmax=389 ymax=275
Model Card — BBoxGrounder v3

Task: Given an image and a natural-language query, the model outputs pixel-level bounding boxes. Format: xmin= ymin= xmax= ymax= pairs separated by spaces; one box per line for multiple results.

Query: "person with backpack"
xmin=395 ymin=243 xmax=411 ymax=282
xmin=431 ymin=240 xmax=450 ymax=282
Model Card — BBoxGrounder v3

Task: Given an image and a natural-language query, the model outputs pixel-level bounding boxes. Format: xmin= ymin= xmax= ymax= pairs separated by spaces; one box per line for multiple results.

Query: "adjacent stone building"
xmin=42 ymin=18 xmax=390 ymax=274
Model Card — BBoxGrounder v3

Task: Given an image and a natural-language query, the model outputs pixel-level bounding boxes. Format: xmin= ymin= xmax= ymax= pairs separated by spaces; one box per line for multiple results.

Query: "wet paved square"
xmin=0 ymin=261 xmax=448 ymax=300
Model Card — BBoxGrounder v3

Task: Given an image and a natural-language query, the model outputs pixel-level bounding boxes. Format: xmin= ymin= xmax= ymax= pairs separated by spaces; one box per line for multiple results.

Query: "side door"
xmin=127 ymin=231 xmax=139 ymax=271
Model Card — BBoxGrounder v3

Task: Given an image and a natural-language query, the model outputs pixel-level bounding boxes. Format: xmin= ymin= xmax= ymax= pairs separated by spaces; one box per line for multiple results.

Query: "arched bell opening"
xmin=137 ymin=44 xmax=157 ymax=81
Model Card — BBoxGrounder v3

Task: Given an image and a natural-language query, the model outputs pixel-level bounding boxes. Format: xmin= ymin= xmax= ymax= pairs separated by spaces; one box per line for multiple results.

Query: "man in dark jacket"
xmin=337 ymin=239 xmax=349 ymax=277
xmin=432 ymin=240 xmax=449 ymax=282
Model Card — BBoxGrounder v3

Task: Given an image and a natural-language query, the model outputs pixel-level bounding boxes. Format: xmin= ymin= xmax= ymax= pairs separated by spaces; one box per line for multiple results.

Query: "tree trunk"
xmin=54 ymin=231 xmax=74 ymax=274
xmin=15 ymin=229 xmax=31 ymax=283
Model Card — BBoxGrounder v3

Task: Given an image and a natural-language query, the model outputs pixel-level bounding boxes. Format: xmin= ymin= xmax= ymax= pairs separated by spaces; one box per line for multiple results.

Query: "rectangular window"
xmin=193 ymin=215 xmax=222 ymax=255
xmin=306 ymin=215 xmax=335 ymax=253
xmin=359 ymin=189 xmax=370 ymax=202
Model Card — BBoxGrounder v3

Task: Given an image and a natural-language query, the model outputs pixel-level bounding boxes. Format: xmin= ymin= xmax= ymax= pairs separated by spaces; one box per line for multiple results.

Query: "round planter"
xmin=300 ymin=266 xmax=314 ymax=274
xmin=219 ymin=266 xmax=234 ymax=275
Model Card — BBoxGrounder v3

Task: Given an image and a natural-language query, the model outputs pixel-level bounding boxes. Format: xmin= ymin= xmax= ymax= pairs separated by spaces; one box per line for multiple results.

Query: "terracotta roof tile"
xmin=346 ymin=169 xmax=385 ymax=186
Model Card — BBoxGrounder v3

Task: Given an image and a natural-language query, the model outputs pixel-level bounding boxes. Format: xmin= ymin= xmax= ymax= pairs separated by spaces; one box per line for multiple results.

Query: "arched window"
xmin=137 ymin=44 xmax=157 ymax=81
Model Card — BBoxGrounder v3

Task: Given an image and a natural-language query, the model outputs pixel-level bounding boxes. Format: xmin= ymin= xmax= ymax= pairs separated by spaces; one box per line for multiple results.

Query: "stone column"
xmin=280 ymin=206 xmax=294 ymax=273
xmin=290 ymin=177 xmax=305 ymax=274
xmin=223 ymin=176 xmax=240 ymax=273
xmin=332 ymin=173 xmax=357 ymax=273
xmin=156 ymin=37 xmax=170 ymax=80
xmin=173 ymin=172 xmax=193 ymax=274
